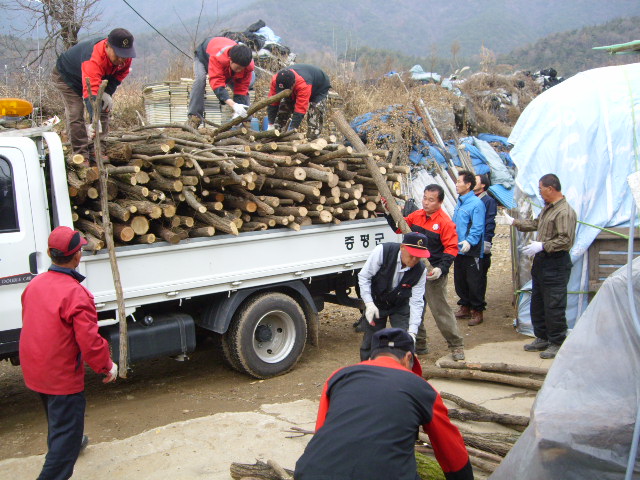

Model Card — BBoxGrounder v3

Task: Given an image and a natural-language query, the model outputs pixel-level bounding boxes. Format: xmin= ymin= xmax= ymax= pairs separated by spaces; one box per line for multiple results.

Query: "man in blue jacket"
xmin=474 ymin=174 xmax=497 ymax=313
xmin=452 ymin=170 xmax=486 ymax=326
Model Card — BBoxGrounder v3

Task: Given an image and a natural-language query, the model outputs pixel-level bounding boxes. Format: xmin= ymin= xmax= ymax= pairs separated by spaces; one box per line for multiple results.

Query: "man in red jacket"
xmin=187 ymin=37 xmax=254 ymax=127
xmin=294 ymin=328 xmax=474 ymax=480
xmin=51 ymin=28 xmax=135 ymax=163
xmin=20 ymin=226 xmax=117 ymax=480
xmin=266 ymin=64 xmax=331 ymax=139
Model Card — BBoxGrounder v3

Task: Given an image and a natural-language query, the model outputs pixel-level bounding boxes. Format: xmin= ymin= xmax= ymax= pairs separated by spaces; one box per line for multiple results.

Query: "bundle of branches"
xmin=66 ymin=94 xmax=408 ymax=251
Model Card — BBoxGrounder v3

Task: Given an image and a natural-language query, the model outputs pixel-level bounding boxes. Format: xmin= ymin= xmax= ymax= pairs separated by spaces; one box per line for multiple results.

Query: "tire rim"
xmin=252 ymin=310 xmax=296 ymax=363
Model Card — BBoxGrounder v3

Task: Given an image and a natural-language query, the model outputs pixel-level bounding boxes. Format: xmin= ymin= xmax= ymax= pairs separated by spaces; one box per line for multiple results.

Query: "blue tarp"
xmin=349 ymin=107 xmax=517 ymax=207
xmin=508 ymin=62 xmax=640 ymax=333
xmin=477 ymin=133 xmax=511 ymax=146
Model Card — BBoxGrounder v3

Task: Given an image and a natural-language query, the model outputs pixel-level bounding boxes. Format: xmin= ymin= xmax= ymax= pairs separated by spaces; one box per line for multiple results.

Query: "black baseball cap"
xmin=402 ymin=232 xmax=430 ymax=258
xmin=370 ymin=328 xmax=422 ymax=375
xmin=275 ymin=69 xmax=295 ymax=91
xmin=107 ymin=28 xmax=136 ymax=58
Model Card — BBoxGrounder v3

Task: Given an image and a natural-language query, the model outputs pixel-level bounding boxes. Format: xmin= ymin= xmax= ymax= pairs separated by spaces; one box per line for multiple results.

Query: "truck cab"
xmin=0 ymin=130 xmax=68 ymax=359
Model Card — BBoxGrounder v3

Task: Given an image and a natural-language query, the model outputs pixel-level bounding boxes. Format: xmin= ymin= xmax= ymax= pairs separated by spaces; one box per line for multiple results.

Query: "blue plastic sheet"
xmin=477 ymin=133 xmax=511 ymax=146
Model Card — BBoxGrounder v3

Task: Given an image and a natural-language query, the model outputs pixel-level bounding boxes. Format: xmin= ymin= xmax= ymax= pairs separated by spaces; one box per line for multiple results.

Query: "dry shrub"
xmin=111 ymin=79 xmax=145 ymax=130
xmin=1 ymin=66 xmax=64 ymax=122
xmin=457 ymin=71 xmax=540 ymax=135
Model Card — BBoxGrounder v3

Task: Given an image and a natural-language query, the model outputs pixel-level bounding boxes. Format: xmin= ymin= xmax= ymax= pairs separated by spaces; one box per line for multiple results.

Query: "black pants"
xmin=479 ymin=253 xmax=492 ymax=304
xmin=359 ymin=303 xmax=410 ymax=361
xmin=37 ymin=392 xmax=86 ymax=480
xmin=454 ymin=254 xmax=486 ymax=311
xmin=530 ymin=251 xmax=572 ymax=345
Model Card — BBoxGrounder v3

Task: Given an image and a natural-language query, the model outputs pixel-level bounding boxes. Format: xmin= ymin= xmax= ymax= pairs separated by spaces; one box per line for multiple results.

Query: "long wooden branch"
xmin=213 ymin=89 xmax=292 ymax=136
xmin=422 ymin=366 xmax=543 ymax=390
xmin=330 ymin=109 xmax=409 ymax=233
xmin=87 ymin=77 xmax=129 ymax=378
xmin=437 ymin=360 xmax=548 ymax=376
xmin=440 ymin=391 xmax=529 ymax=427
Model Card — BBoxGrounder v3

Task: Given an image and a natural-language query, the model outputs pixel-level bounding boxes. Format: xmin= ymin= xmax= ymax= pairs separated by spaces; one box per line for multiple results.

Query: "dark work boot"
xmin=468 ymin=310 xmax=483 ymax=326
xmin=454 ymin=305 xmax=471 ymax=319
xmin=539 ymin=343 xmax=561 ymax=359
xmin=524 ymin=338 xmax=550 ymax=352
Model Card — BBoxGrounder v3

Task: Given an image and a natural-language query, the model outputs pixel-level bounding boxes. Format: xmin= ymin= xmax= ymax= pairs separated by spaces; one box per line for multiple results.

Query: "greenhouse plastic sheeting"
xmin=491 ymin=257 xmax=640 ymax=480
xmin=508 ymin=62 xmax=640 ymax=332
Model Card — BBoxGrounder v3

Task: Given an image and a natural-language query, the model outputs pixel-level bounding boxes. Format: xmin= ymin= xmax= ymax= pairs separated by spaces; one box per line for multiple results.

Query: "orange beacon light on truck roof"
xmin=0 ymin=98 xmax=33 ymax=119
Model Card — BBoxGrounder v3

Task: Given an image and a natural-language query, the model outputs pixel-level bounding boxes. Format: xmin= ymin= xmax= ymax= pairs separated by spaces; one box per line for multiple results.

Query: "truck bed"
xmin=81 ymin=218 xmax=395 ymax=315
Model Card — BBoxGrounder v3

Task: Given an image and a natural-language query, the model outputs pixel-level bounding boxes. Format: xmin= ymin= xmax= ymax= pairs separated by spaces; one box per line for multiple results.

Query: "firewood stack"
xmin=67 ymin=104 xmax=409 ymax=251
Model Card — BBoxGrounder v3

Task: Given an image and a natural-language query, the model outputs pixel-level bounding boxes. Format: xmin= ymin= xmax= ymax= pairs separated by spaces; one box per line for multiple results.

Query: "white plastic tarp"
xmin=507 ymin=62 xmax=640 ymax=332
xmin=490 ymin=257 xmax=640 ymax=479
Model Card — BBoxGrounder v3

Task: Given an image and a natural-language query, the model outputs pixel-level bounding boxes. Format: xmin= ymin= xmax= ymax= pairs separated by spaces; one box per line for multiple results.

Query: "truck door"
xmin=0 ymin=144 xmax=38 ymax=358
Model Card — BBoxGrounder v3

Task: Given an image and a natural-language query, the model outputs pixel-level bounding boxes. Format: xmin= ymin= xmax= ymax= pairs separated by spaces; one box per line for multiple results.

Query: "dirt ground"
xmin=0 ymin=225 xmax=524 ymax=461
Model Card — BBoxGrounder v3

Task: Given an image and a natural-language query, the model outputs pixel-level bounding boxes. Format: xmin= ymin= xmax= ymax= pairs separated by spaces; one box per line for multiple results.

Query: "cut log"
xmin=273 ymin=206 xmax=308 ymax=217
xmin=75 ymin=218 xmax=104 ymax=240
xmin=183 ymin=189 xmax=207 ymax=213
xmin=116 ymin=200 xmax=162 ymax=219
xmin=112 ymin=223 xmax=135 ymax=242
xmin=190 ymin=226 xmax=215 ymax=237
xmin=195 ymin=211 xmax=239 ymax=235
xmin=84 ymin=232 xmax=103 ymax=251
xmin=151 ymin=223 xmax=181 ymax=245
xmin=129 ymin=215 xmax=150 ymax=235
xmin=307 ymin=210 xmax=333 ymax=223
xmin=148 ymin=171 xmax=183 ymax=192
xmin=273 ymin=166 xmax=307 ymax=181
xmin=136 ymin=233 xmax=156 ymax=244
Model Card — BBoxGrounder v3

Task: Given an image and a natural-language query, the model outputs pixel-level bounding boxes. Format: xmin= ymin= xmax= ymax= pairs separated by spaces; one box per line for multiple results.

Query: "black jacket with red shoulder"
xmin=267 ymin=64 xmax=331 ymax=129
xmin=56 ymin=38 xmax=131 ymax=100
xmin=294 ymin=356 xmax=474 ymax=480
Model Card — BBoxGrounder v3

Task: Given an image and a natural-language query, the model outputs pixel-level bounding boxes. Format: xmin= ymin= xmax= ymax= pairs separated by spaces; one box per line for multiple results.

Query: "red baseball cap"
xmin=48 ymin=226 xmax=87 ymax=256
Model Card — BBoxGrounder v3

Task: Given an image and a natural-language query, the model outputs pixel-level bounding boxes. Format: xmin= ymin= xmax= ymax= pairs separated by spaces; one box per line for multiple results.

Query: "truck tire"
xmin=225 ymin=292 xmax=307 ymax=379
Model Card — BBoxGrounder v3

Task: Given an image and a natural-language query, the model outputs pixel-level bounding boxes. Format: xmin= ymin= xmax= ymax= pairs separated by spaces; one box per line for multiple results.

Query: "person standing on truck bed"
xmin=51 ymin=28 xmax=136 ymax=164
xmin=294 ymin=327 xmax=474 ymax=480
xmin=266 ymin=64 xmax=331 ymax=139
xmin=357 ymin=232 xmax=429 ymax=361
xmin=187 ymin=37 xmax=254 ymax=128
xmin=20 ymin=226 xmax=118 ymax=480
xmin=382 ymin=185 xmax=466 ymax=361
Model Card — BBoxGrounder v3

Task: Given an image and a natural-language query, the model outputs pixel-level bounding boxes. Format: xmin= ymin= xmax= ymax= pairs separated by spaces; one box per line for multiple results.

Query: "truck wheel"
xmin=226 ymin=292 xmax=307 ymax=379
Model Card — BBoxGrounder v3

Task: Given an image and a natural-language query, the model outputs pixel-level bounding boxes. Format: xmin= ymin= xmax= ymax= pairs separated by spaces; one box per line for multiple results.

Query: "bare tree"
xmin=1 ymin=0 xmax=103 ymax=66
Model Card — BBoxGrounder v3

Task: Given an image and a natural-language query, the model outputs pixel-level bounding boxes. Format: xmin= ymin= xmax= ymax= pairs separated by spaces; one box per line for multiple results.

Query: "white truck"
xmin=0 ymin=128 xmax=396 ymax=378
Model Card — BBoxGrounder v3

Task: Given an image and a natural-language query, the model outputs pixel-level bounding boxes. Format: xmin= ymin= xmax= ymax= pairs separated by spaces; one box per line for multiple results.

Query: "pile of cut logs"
xmin=66 ymin=106 xmax=409 ymax=252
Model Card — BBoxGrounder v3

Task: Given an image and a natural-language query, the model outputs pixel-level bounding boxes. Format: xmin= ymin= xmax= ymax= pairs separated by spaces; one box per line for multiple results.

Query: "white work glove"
xmin=522 ymin=241 xmax=544 ymax=257
xmin=364 ymin=301 xmax=379 ymax=326
xmin=266 ymin=124 xmax=275 ymax=131
xmin=101 ymin=93 xmax=113 ymax=113
xmin=408 ymin=332 xmax=417 ymax=344
xmin=484 ymin=241 xmax=492 ymax=255
xmin=86 ymin=123 xmax=95 ymax=140
xmin=231 ymin=103 xmax=249 ymax=119
xmin=496 ymin=211 xmax=514 ymax=225
xmin=427 ymin=267 xmax=442 ymax=281
xmin=103 ymin=361 xmax=118 ymax=383
xmin=458 ymin=240 xmax=471 ymax=254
